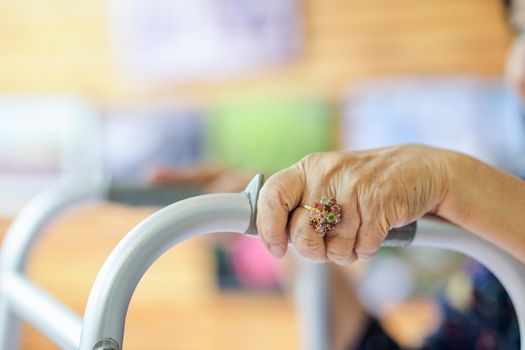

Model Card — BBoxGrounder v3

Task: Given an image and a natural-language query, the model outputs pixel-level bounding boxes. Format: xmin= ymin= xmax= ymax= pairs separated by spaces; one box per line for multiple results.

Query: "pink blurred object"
xmin=230 ymin=236 xmax=282 ymax=290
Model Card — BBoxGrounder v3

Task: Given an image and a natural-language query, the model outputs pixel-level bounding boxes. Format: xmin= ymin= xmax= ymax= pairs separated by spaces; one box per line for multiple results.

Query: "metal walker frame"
xmin=0 ymin=174 xmax=524 ymax=350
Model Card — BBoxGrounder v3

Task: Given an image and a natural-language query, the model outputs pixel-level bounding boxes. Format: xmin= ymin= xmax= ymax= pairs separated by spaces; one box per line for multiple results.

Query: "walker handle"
xmin=78 ymin=173 xmax=525 ymax=350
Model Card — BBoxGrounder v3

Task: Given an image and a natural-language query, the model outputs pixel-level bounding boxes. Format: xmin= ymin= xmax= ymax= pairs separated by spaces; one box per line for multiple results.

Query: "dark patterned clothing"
xmin=352 ymin=261 xmax=519 ymax=350
xmin=355 ymin=318 xmax=401 ymax=350
xmin=421 ymin=261 xmax=519 ymax=350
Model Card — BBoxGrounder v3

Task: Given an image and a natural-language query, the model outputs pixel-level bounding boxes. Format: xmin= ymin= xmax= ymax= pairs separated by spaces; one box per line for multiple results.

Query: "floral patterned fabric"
xmin=354 ymin=261 xmax=519 ymax=350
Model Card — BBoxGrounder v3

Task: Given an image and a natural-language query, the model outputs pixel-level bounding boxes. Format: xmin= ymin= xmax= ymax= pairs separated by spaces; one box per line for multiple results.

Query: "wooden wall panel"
xmin=0 ymin=0 xmax=513 ymax=103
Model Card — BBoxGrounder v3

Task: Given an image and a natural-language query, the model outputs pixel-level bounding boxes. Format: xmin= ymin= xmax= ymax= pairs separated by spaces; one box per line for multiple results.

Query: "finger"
xmin=354 ymin=225 xmax=386 ymax=261
xmin=325 ymin=192 xmax=360 ymax=265
xmin=354 ymin=186 xmax=389 ymax=261
xmin=257 ymin=164 xmax=305 ymax=258
xmin=289 ymin=206 xmax=326 ymax=262
xmin=353 ymin=200 xmax=389 ymax=261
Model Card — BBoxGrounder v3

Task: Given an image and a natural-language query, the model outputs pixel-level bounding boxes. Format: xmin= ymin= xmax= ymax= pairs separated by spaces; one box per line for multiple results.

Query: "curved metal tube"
xmin=0 ymin=177 xmax=107 ymax=350
xmin=79 ymin=192 xmax=252 ymax=350
xmin=79 ymin=174 xmax=525 ymax=350
xmin=1 ymin=177 xmax=107 ymax=273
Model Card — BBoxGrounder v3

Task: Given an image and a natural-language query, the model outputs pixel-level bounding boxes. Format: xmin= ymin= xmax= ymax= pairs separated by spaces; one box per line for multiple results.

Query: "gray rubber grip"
xmin=107 ymin=184 xmax=201 ymax=207
xmin=382 ymin=221 xmax=417 ymax=247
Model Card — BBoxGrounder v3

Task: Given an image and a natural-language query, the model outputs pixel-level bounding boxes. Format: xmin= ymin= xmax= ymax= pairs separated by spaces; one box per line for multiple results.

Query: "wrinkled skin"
xmin=257 ymin=145 xmax=450 ymax=264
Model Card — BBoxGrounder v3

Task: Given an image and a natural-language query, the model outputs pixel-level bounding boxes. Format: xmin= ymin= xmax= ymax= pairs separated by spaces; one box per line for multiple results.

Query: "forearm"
xmin=438 ymin=150 xmax=525 ymax=264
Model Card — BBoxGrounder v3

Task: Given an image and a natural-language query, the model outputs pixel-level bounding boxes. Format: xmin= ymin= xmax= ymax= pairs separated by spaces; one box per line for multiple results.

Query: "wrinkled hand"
xmin=256 ymin=145 xmax=450 ymax=264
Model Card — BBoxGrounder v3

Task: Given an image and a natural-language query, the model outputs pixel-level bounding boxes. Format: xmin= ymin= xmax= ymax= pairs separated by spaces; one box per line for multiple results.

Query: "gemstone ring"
xmin=303 ymin=198 xmax=342 ymax=236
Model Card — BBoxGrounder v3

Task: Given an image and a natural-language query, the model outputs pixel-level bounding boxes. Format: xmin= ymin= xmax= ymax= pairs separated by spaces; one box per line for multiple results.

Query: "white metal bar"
xmin=1 ymin=273 xmax=81 ymax=350
xmin=0 ymin=177 xmax=107 ymax=272
xmin=79 ymin=192 xmax=252 ymax=350
xmin=293 ymin=257 xmax=330 ymax=350
xmin=0 ymin=177 xmax=107 ymax=350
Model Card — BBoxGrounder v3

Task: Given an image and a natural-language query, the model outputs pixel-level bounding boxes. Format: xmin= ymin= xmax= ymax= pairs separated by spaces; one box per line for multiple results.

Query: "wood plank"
xmin=0 ymin=0 xmax=512 ymax=102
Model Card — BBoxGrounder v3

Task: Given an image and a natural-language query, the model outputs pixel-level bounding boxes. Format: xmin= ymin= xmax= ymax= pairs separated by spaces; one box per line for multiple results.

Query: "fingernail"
xmin=269 ymin=244 xmax=285 ymax=258
xmin=332 ymin=257 xmax=350 ymax=266
xmin=359 ymin=254 xmax=373 ymax=262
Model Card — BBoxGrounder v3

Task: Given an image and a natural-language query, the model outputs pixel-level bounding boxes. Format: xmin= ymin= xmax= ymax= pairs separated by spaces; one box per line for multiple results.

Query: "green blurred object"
xmin=206 ymin=92 xmax=335 ymax=174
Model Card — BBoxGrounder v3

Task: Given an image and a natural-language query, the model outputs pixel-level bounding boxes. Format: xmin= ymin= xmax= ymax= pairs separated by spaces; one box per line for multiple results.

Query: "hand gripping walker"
xmin=0 ymin=174 xmax=524 ymax=350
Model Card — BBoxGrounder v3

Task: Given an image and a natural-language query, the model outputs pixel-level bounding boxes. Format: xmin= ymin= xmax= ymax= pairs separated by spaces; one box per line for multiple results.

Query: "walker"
xmin=0 ymin=174 xmax=524 ymax=350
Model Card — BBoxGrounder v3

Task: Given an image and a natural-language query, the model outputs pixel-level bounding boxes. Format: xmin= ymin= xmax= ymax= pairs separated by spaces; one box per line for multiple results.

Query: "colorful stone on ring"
xmin=304 ymin=198 xmax=342 ymax=236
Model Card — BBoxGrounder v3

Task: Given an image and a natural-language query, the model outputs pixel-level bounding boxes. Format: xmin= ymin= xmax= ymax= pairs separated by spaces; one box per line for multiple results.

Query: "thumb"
xmin=256 ymin=164 xmax=305 ymax=257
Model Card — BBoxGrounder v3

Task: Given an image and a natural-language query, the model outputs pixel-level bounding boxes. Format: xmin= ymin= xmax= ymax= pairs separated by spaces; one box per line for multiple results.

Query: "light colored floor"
xmin=0 ymin=204 xmax=299 ymax=350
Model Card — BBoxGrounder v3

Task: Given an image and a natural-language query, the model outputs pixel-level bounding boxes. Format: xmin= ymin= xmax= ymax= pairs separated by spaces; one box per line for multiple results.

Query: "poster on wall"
xmin=108 ymin=0 xmax=302 ymax=83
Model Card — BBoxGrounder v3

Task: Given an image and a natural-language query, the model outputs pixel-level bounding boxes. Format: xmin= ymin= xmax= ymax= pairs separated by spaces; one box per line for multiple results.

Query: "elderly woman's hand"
xmin=256 ymin=145 xmax=450 ymax=264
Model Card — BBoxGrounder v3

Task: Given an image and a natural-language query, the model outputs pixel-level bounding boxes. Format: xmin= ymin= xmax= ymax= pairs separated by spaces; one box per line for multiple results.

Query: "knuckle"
xmin=299 ymin=151 xmax=345 ymax=177
xmin=357 ymin=180 xmax=382 ymax=205
xmin=356 ymin=251 xmax=378 ymax=261
xmin=327 ymin=253 xmax=355 ymax=265
xmin=361 ymin=228 xmax=387 ymax=245
xmin=258 ymin=183 xmax=280 ymax=203
xmin=354 ymin=237 xmax=378 ymax=252
xmin=354 ymin=244 xmax=379 ymax=260
xmin=296 ymin=152 xmax=328 ymax=174
xmin=300 ymin=152 xmax=324 ymax=164
xmin=326 ymin=239 xmax=353 ymax=261
xmin=293 ymin=234 xmax=325 ymax=261
xmin=326 ymin=236 xmax=354 ymax=257
xmin=261 ymin=230 xmax=282 ymax=244
xmin=259 ymin=183 xmax=288 ymax=211
xmin=342 ymin=216 xmax=360 ymax=237
xmin=354 ymin=233 xmax=383 ymax=260
xmin=297 ymin=235 xmax=323 ymax=252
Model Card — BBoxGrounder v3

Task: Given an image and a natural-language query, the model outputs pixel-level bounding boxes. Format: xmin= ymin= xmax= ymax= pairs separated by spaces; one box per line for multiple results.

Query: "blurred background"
xmin=0 ymin=0 xmax=523 ymax=349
